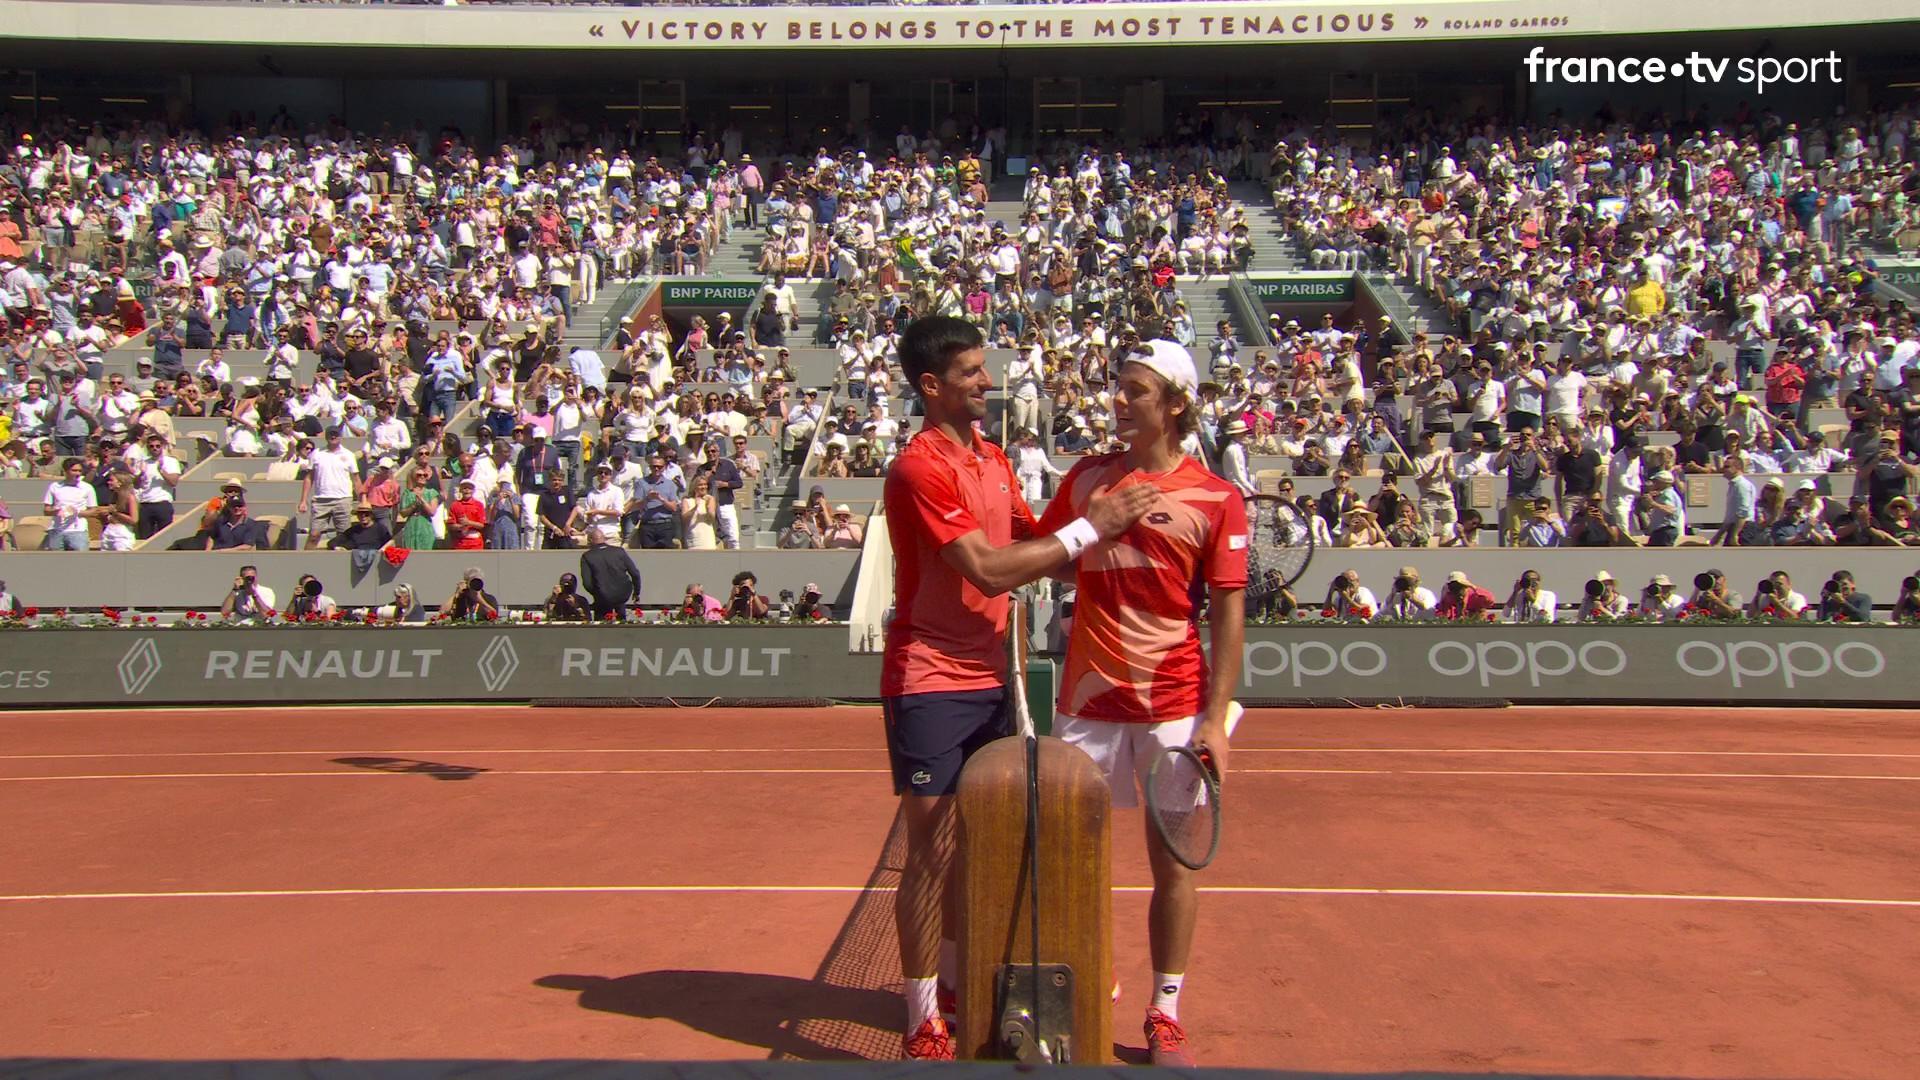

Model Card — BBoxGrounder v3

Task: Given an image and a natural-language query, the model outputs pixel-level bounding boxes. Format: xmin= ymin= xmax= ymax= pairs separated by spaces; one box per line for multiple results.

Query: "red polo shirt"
xmin=881 ymin=424 xmax=1036 ymax=696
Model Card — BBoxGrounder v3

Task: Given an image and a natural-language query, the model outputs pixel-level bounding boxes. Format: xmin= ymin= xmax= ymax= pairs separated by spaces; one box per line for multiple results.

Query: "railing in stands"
xmin=1354 ymin=271 xmax=1413 ymax=350
xmin=596 ymin=277 xmax=654 ymax=349
xmin=1226 ymin=272 xmax=1272 ymax=349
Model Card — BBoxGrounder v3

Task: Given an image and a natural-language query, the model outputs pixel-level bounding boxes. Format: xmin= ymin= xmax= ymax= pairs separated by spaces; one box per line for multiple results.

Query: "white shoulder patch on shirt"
xmin=942 ymin=507 xmax=967 ymax=522
xmin=1228 ymin=534 xmax=1248 ymax=550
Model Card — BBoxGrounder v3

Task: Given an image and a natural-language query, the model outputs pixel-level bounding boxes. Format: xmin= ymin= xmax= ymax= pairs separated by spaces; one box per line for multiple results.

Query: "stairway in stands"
xmin=560 ymin=279 xmax=638 ymax=354
xmin=1227 ymin=180 xmax=1456 ymax=338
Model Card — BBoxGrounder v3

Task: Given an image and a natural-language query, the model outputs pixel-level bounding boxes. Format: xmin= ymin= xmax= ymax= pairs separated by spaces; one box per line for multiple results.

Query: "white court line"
xmin=6 ymin=746 xmax=1919 ymax=763
xmin=1 ymin=766 xmax=1917 ymax=783
xmin=5 ymin=767 xmax=1918 ymax=783
xmin=0 ymin=747 xmax=887 ymax=762
xmin=0 ymin=768 xmax=890 ymax=782
xmin=1 ymin=883 xmax=1916 ymax=908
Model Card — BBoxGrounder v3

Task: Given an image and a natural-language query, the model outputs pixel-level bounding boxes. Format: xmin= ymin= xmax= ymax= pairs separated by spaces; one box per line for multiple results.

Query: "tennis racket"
xmin=1145 ymin=701 xmax=1243 ymax=872
xmin=1244 ymin=494 xmax=1315 ymax=595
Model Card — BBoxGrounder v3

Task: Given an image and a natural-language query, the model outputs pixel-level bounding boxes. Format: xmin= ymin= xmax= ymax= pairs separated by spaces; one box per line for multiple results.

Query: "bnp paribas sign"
xmin=1250 ymin=275 xmax=1355 ymax=303
xmin=662 ymin=281 xmax=760 ymax=305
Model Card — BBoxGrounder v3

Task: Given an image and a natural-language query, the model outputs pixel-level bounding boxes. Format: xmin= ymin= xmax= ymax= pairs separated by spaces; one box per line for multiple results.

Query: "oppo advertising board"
xmin=0 ymin=626 xmax=1909 ymax=706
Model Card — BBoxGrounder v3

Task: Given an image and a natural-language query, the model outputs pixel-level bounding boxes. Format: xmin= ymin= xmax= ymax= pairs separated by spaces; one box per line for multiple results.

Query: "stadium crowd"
xmin=2 ymin=105 xmax=1920 ymax=620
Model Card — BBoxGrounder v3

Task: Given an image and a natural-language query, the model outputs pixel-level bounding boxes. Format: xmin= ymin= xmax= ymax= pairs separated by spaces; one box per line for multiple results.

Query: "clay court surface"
xmin=1 ymin=703 xmax=1916 ymax=1076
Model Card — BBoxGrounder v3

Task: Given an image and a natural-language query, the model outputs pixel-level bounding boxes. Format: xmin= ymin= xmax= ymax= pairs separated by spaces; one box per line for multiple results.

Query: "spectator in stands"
xmin=441 ymin=569 xmax=499 ymax=623
xmin=1502 ymin=570 xmax=1558 ymax=623
xmin=220 ymin=565 xmax=276 ymax=624
xmin=823 ymin=504 xmax=865 ymax=549
xmin=1710 ymin=455 xmax=1758 ymax=547
xmin=576 ymin=463 xmax=628 ymax=547
xmin=0 ymin=579 xmax=23 ymax=615
xmin=41 ymin=457 xmax=95 ymax=551
xmin=1379 ymin=566 xmax=1437 ymax=620
xmin=536 ymin=471 xmax=579 ymax=550
xmin=580 ymin=535 xmax=643 ymax=621
xmin=632 ymin=452 xmax=682 ymax=550
xmin=299 ymin=426 xmax=361 ymax=550
xmin=1818 ymin=571 xmax=1875 ymax=622
xmin=1637 ymin=471 xmax=1686 ymax=547
xmin=1338 ymin=506 xmax=1388 ymax=548
xmin=205 ymin=492 xmax=271 ymax=551
xmin=1385 ymin=500 xmax=1431 ymax=548
xmin=98 ymin=468 xmax=138 ymax=551
xmin=446 ymin=479 xmax=487 ymax=551
xmin=393 ymin=467 xmax=442 ymax=552
xmin=1494 ymin=430 xmax=1551 ymax=545
xmin=329 ymin=501 xmax=392 ymax=552
xmin=1435 ymin=571 xmax=1496 ymax=620
xmin=487 ymin=482 xmax=526 ymax=551
xmin=679 ymin=473 xmax=720 ymax=551
xmin=1516 ymin=497 xmax=1567 ymax=548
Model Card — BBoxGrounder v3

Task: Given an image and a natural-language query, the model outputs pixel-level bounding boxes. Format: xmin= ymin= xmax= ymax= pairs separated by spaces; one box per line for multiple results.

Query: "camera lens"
xmin=1584 ymin=579 xmax=1605 ymax=599
xmin=468 ymin=578 xmax=484 ymax=592
xmin=1693 ymin=572 xmax=1716 ymax=592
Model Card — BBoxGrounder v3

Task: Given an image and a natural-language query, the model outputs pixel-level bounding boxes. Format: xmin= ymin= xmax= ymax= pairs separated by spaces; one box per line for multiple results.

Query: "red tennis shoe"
xmin=1144 ymin=1008 xmax=1195 ymax=1067
xmin=904 ymin=1016 xmax=955 ymax=1061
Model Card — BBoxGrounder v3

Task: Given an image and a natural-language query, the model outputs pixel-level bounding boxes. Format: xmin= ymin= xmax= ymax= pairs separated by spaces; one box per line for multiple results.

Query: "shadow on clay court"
xmin=535 ymin=971 xmax=898 ymax=1061
xmin=331 ymin=756 xmax=489 ymax=780
xmin=535 ymin=808 xmax=1153 ymax=1063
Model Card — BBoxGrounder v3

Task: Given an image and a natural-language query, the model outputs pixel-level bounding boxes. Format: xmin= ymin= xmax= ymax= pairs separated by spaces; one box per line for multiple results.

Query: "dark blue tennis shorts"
xmin=882 ymin=686 xmax=1011 ymax=797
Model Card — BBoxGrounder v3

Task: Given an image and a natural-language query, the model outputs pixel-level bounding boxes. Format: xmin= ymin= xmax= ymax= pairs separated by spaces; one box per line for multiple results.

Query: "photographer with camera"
xmin=545 ymin=572 xmax=591 ymax=623
xmin=1575 ymin=571 xmax=1630 ymax=622
xmin=1817 ymin=571 xmax=1875 ymax=623
xmin=1502 ymin=569 xmax=1559 ymax=623
xmin=725 ymin=570 xmax=772 ymax=620
xmin=220 ymin=564 xmax=277 ymax=623
xmin=1892 ymin=574 xmax=1920 ymax=622
xmin=1324 ymin=569 xmax=1378 ymax=619
xmin=1379 ymin=565 xmax=1437 ymax=621
xmin=286 ymin=574 xmax=337 ymax=620
xmin=682 ymin=582 xmax=724 ymax=622
xmin=1435 ymin=571 xmax=1497 ymax=620
xmin=1747 ymin=572 xmax=1803 ymax=620
xmin=441 ymin=567 xmax=500 ymax=622
xmin=1687 ymin=569 xmax=1742 ymax=619
xmin=791 ymin=581 xmax=828 ymax=621
xmin=1637 ymin=574 xmax=1687 ymax=620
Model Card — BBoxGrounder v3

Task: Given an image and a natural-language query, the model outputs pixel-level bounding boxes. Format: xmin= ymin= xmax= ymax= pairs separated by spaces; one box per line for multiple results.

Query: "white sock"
xmin=1150 ymin=972 xmax=1185 ymax=1021
xmin=906 ymin=977 xmax=940 ymax=1032
xmin=938 ymin=939 xmax=958 ymax=991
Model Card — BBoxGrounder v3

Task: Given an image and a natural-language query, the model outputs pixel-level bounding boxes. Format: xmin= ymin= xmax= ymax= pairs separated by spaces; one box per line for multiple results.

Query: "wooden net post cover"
xmin=954 ymin=736 xmax=1112 ymax=1062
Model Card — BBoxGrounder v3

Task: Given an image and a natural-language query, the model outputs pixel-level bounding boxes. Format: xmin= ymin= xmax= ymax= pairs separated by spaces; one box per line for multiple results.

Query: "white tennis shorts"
xmin=1054 ymin=713 xmax=1199 ymax=810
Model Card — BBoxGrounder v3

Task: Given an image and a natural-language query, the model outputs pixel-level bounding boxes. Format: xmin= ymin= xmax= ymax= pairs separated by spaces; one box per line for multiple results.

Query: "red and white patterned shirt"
xmin=1039 ymin=453 xmax=1248 ymax=723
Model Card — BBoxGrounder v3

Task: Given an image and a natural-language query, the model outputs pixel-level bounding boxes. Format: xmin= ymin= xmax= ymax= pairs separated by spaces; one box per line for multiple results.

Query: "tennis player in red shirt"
xmin=1037 ymin=339 xmax=1247 ymax=1066
xmin=883 ymin=315 xmax=1155 ymax=1060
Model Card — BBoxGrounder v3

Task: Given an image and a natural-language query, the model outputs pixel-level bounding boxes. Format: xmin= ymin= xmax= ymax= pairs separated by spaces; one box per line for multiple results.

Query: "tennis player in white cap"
xmin=1035 ymin=338 xmax=1247 ymax=1065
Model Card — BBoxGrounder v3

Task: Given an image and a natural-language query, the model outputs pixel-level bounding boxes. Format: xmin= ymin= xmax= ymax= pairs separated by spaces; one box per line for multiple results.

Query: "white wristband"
xmin=1054 ymin=517 xmax=1101 ymax=561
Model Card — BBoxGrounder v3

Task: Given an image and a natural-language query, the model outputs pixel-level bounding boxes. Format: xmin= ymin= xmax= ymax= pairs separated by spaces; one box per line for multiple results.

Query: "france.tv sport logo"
xmin=1523 ymin=48 xmax=1843 ymax=94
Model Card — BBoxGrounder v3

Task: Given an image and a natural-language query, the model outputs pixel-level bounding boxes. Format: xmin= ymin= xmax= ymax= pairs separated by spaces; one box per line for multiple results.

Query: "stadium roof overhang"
xmin=0 ymin=0 xmax=1916 ymax=80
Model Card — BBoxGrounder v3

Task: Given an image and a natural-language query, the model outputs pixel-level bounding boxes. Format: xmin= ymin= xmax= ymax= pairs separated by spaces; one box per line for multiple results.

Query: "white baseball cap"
xmin=1123 ymin=340 xmax=1199 ymax=398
